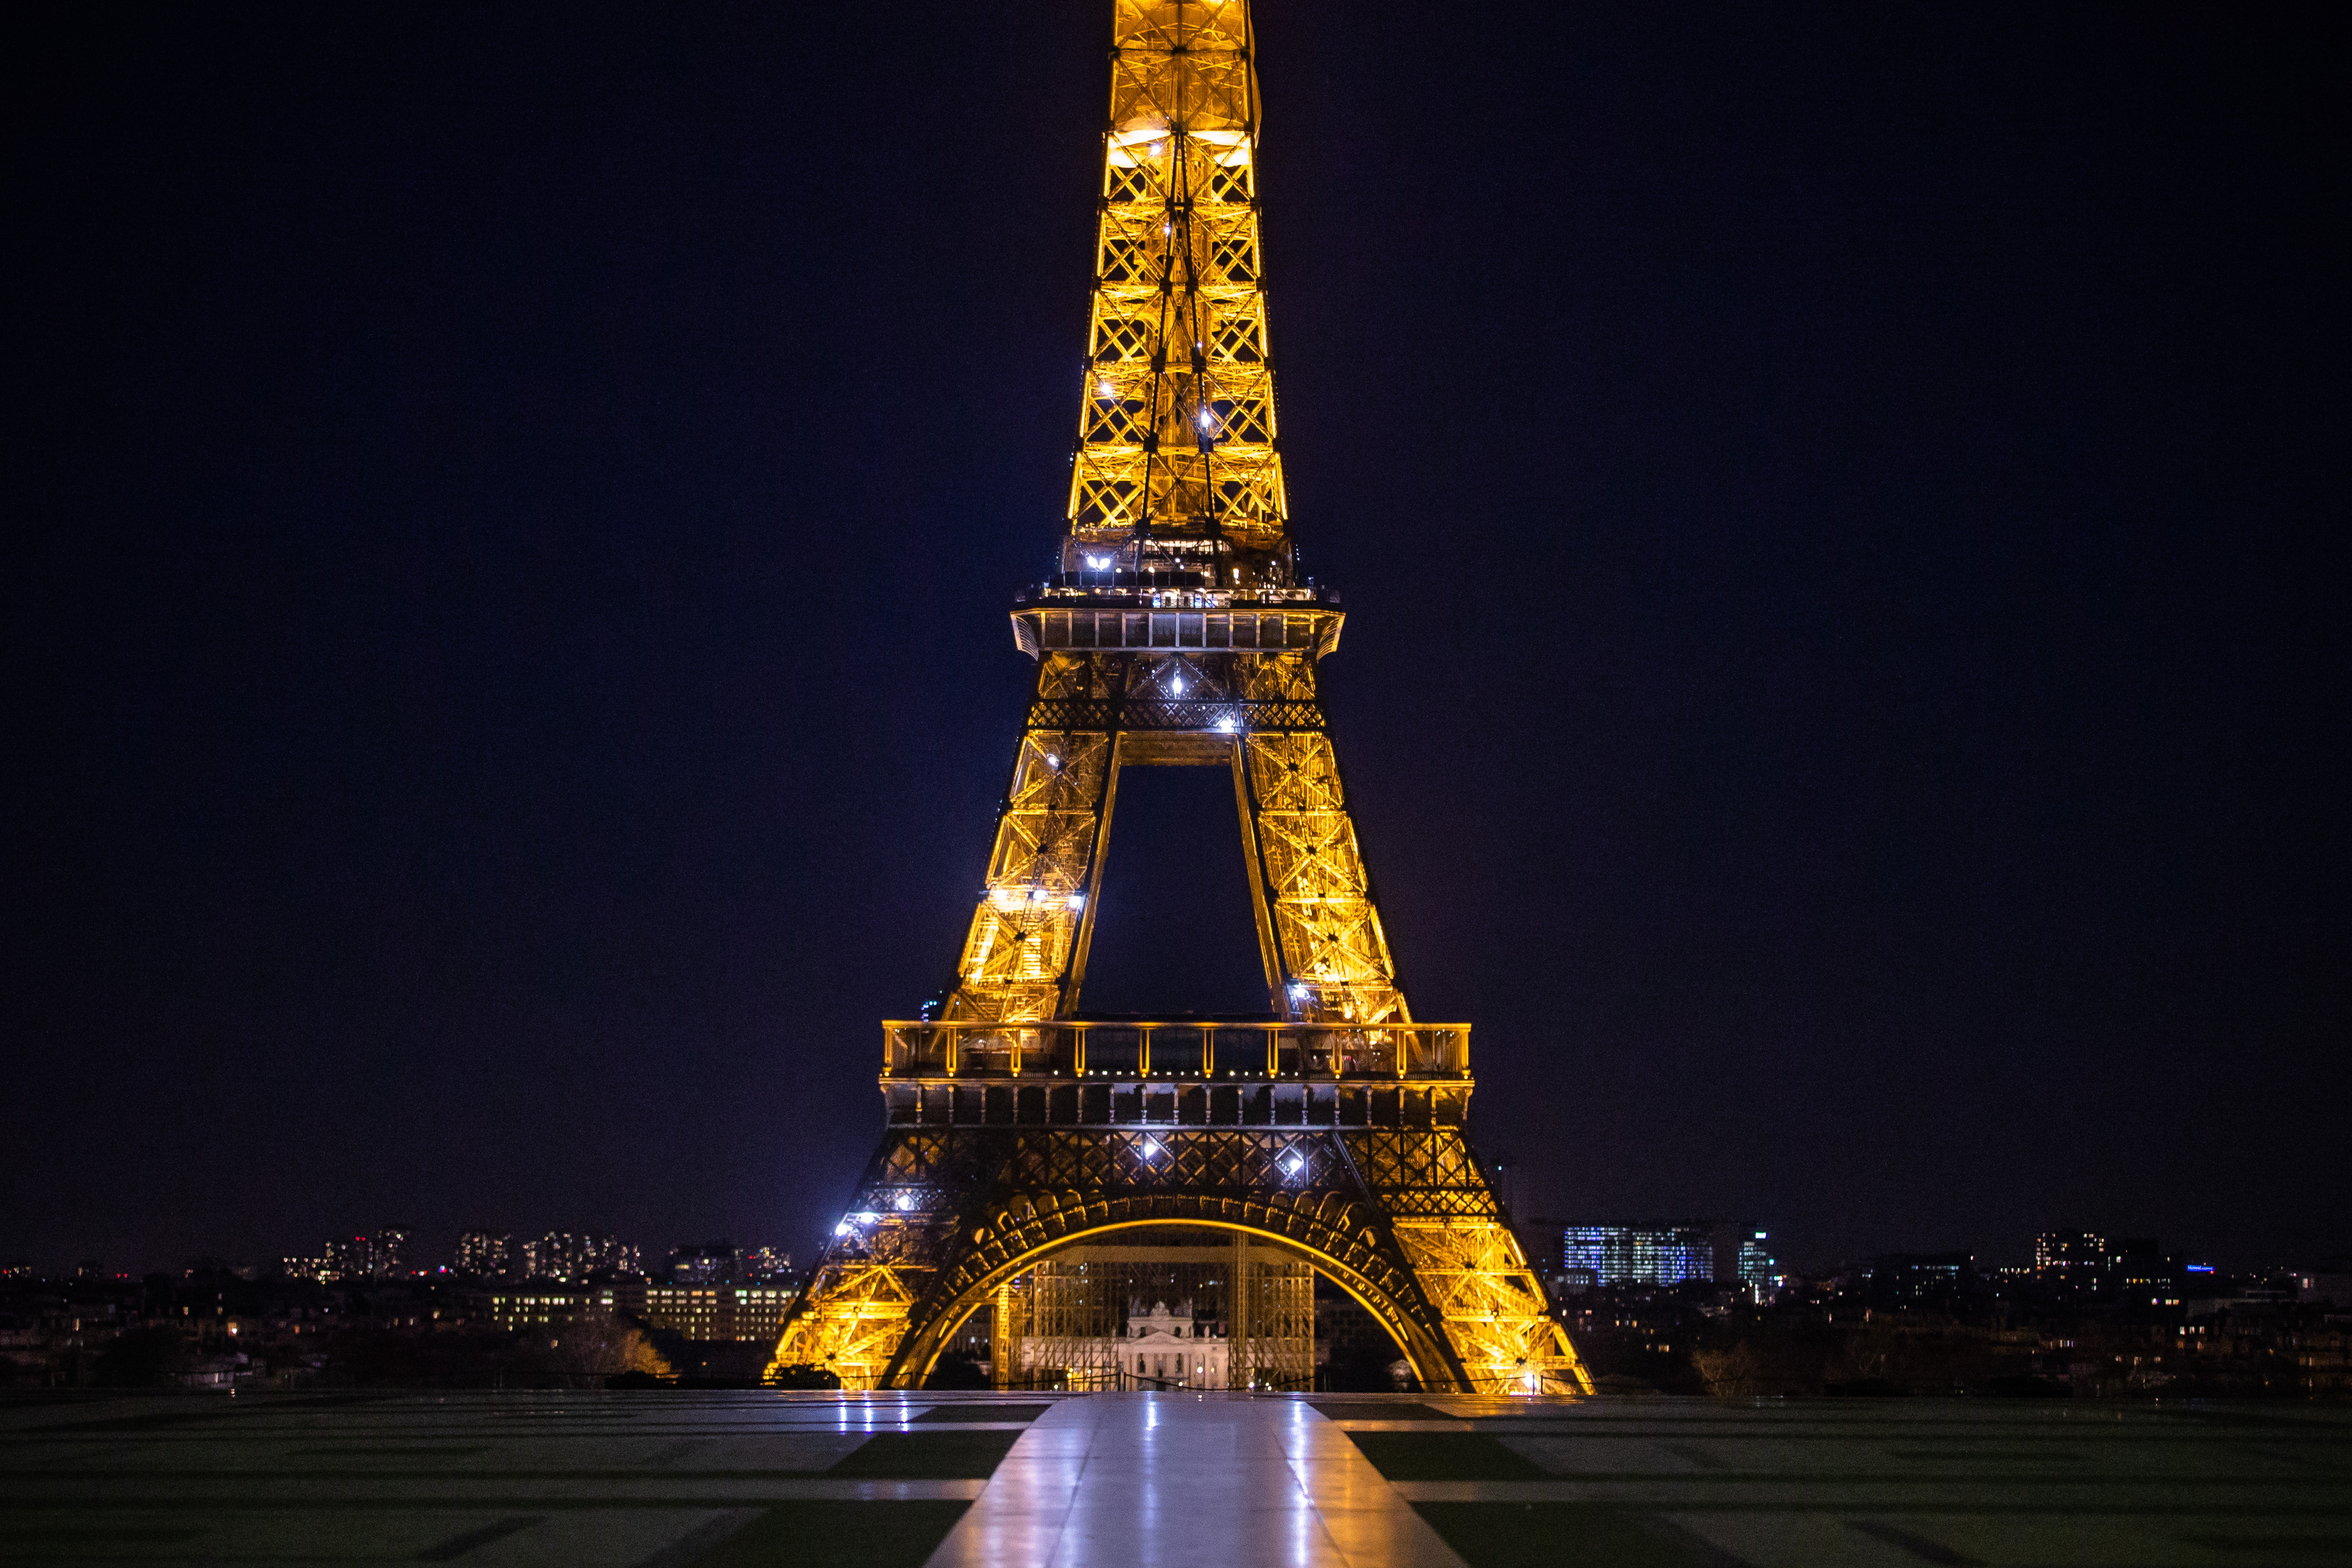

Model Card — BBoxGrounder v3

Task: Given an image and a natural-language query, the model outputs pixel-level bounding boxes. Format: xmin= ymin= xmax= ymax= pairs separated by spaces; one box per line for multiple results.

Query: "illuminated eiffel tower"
xmin=769 ymin=0 xmax=1590 ymax=1396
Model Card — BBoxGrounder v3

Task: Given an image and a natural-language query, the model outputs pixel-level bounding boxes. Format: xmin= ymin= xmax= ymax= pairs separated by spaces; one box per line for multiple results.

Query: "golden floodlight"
xmin=769 ymin=0 xmax=1590 ymax=1398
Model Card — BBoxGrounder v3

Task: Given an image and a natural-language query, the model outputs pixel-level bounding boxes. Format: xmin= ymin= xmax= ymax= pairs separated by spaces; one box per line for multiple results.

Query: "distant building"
xmin=294 ymin=1230 xmax=413 ymax=1282
xmin=640 ymin=1284 xmax=796 ymax=1344
xmin=652 ymin=1242 xmax=793 ymax=1287
xmin=2107 ymin=1238 xmax=2189 ymax=1309
xmin=1547 ymin=1265 xmax=1599 ymax=1296
xmin=741 ymin=1246 xmax=794 ymax=1283
xmin=491 ymin=1285 xmax=636 ymax=1332
xmin=2035 ymin=1231 xmax=2107 ymax=1284
xmin=372 ymin=1229 xmax=412 ymax=1276
xmin=455 ymin=1231 xmax=513 ymax=1277
xmin=1862 ymin=1251 xmax=1975 ymax=1303
xmin=1115 ymin=1300 xmax=1226 ymax=1388
xmin=1016 ymin=1299 xmax=1228 ymax=1390
xmin=1735 ymin=1231 xmax=1779 ymax=1299
xmin=521 ymin=1232 xmax=640 ymax=1282
xmin=1561 ymin=1224 xmax=1714 ymax=1287
xmin=667 ymin=1242 xmax=737 ymax=1286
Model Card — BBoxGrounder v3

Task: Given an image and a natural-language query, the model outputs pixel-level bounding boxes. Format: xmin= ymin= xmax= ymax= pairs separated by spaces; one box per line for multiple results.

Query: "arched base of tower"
xmin=766 ymin=1127 xmax=1591 ymax=1396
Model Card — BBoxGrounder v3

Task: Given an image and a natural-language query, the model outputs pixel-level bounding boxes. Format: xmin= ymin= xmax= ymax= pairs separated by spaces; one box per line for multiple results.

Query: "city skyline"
xmin=15 ymin=1214 xmax=2349 ymax=1288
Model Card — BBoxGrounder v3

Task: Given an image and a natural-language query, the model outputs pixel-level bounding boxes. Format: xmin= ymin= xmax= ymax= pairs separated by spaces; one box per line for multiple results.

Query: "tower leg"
xmin=990 ymin=1283 xmax=1012 ymax=1390
xmin=1229 ymin=1229 xmax=1250 ymax=1389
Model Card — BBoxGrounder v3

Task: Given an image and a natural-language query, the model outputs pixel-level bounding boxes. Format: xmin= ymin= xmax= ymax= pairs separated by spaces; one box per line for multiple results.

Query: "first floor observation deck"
xmin=879 ymin=1018 xmax=1473 ymax=1131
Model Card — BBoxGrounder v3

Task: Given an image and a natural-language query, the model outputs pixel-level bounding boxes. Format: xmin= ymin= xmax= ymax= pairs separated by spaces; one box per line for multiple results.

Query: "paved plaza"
xmin=3 ymin=1389 xmax=2347 ymax=1565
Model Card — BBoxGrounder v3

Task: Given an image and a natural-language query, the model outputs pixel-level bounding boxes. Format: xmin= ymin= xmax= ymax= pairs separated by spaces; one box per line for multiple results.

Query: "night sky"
xmin=8 ymin=4 xmax=2344 ymax=1278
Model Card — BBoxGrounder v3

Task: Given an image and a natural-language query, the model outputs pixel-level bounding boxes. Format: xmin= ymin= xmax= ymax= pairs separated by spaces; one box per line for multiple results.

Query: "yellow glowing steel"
xmin=768 ymin=0 xmax=1590 ymax=1400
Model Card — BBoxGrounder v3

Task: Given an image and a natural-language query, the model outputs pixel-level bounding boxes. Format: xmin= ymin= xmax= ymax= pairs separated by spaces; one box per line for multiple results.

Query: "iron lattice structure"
xmin=770 ymin=0 xmax=1590 ymax=1397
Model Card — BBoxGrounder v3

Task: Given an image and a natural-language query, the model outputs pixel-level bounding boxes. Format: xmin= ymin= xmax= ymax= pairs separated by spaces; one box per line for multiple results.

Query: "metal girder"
xmin=1070 ymin=1 xmax=1285 ymax=565
xmin=942 ymin=649 xmax=1406 ymax=1028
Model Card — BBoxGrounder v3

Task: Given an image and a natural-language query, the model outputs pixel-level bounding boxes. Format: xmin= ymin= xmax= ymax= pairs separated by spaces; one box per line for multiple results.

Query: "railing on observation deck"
xmin=880 ymin=1020 xmax=1470 ymax=1082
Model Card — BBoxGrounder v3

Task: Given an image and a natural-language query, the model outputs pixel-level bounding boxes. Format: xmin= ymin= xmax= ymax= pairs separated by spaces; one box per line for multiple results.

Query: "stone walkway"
xmin=926 ymin=1392 xmax=1462 ymax=1567
xmin=3 ymin=1388 xmax=2347 ymax=1564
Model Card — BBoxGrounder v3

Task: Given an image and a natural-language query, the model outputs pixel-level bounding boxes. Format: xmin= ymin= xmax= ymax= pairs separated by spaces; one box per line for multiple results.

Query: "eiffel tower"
xmin=769 ymin=0 xmax=1590 ymax=1397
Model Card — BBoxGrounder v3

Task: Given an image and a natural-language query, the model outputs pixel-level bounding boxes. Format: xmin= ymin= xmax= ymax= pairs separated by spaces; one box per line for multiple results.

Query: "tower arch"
xmin=891 ymin=1214 xmax=1454 ymax=1393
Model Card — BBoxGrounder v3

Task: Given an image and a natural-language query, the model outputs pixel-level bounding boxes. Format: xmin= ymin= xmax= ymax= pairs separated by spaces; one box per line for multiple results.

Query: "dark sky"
xmin=7 ymin=4 xmax=2344 ymax=1278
